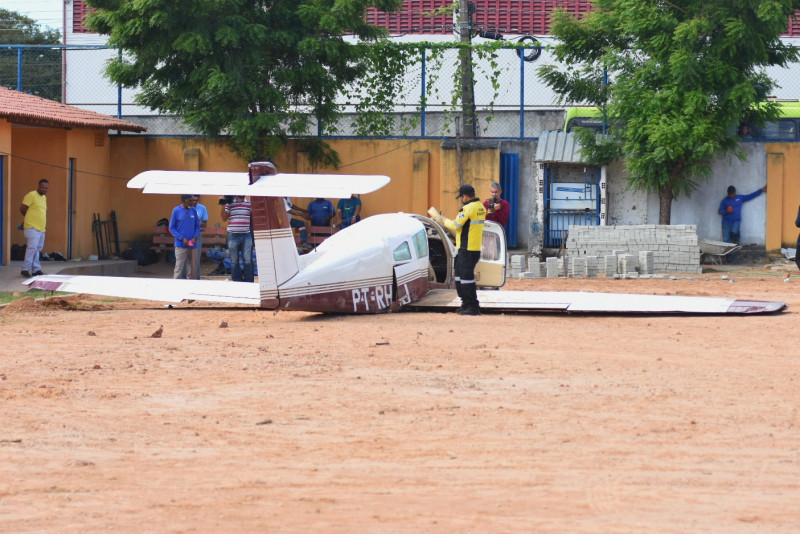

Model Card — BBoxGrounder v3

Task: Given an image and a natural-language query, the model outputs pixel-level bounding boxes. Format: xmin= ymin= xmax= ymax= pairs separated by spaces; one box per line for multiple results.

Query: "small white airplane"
xmin=25 ymin=162 xmax=787 ymax=315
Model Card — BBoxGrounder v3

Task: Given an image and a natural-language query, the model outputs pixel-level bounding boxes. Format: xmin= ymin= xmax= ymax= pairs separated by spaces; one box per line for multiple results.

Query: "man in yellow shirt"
xmin=434 ymin=184 xmax=486 ymax=315
xmin=20 ymin=179 xmax=49 ymax=277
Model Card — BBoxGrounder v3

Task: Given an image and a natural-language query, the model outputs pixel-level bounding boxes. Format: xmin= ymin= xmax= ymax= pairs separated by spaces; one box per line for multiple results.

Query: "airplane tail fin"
xmin=248 ymin=162 xmax=300 ymax=308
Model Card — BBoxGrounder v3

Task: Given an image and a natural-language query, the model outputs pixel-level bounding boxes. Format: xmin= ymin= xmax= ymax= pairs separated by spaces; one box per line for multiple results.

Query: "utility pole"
xmin=457 ymin=0 xmax=477 ymax=138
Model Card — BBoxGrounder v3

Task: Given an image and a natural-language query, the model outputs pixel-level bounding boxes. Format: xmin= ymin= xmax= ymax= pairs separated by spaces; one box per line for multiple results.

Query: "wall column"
xmin=765 ymin=151 xmax=784 ymax=251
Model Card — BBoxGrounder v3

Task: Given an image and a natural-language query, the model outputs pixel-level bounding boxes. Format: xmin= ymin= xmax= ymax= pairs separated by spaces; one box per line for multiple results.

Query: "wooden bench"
xmin=152 ymin=226 xmax=228 ymax=258
xmin=294 ymin=225 xmax=338 ymax=247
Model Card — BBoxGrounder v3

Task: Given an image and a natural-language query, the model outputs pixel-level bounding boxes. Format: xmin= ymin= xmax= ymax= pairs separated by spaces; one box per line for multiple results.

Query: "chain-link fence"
xmin=5 ymin=42 xmax=800 ymax=139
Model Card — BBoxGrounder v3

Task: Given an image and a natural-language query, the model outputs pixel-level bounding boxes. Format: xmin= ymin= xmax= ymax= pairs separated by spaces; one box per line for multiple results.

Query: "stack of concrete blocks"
xmin=638 ymin=251 xmax=655 ymax=275
xmin=545 ymin=257 xmax=560 ymax=278
xmin=558 ymin=255 xmax=572 ymax=278
xmin=510 ymin=254 xmax=527 ymax=278
xmin=617 ymin=254 xmax=638 ymax=278
xmin=571 ymin=257 xmax=588 ymax=278
xmin=566 ymin=225 xmax=702 ymax=274
xmin=570 ymin=256 xmax=599 ymax=278
xmin=585 ymin=256 xmax=599 ymax=277
xmin=525 ymin=257 xmax=546 ymax=278
xmin=603 ymin=254 xmax=617 ymax=277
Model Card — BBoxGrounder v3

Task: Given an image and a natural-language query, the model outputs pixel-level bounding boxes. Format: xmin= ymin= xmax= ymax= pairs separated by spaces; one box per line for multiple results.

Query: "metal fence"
xmin=5 ymin=42 xmax=800 ymax=139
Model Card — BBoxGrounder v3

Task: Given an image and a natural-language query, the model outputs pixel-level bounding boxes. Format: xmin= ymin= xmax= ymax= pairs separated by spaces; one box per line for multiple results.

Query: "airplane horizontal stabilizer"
xmin=128 ymin=170 xmax=390 ymax=198
xmin=24 ymin=275 xmax=261 ymax=305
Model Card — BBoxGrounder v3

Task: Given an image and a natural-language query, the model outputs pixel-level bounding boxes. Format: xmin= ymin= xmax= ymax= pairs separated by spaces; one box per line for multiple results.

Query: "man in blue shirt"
xmin=169 ymin=194 xmax=200 ymax=279
xmin=307 ymin=198 xmax=335 ymax=226
xmin=718 ymin=184 xmax=767 ymax=244
xmin=336 ymin=194 xmax=362 ymax=228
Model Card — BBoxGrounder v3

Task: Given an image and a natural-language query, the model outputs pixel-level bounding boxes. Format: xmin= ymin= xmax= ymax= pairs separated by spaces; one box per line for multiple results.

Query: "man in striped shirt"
xmin=221 ymin=195 xmax=254 ymax=282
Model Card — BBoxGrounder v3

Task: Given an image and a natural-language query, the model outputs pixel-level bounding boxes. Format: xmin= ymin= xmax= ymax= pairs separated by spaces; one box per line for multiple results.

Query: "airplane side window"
xmin=393 ymin=242 xmax=412 ymax=262
xmin=412 ymin=229 xmax=429 ymax=259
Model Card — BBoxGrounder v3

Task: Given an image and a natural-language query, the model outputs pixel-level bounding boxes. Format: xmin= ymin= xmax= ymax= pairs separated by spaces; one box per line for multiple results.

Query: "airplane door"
xmin=475 ymin=221 xmax=506 ymax=288
xmin=393 ymin=260 xmax=429 ymax=306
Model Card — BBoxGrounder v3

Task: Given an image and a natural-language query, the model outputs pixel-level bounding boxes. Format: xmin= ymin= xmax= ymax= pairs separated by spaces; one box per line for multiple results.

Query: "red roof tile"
xmin=0 ymin=87 xmax=146 ymax=133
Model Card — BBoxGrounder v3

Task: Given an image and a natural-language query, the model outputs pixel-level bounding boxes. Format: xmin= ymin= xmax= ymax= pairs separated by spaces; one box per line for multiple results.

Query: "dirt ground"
xmin=2 ymin=262 xmax=800 ymax=533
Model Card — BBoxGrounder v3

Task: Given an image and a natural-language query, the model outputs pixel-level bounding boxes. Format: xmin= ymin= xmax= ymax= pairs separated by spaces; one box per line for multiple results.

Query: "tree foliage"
xmin=348 ymin=40 xmax=507 ymax=137
xmin=539 ymin=0 xmax=800 ymax=223
xmin=85 ymin=0 xmax=401 ymax=165
xmin=0 ymin=9 xmax=62 ymax=101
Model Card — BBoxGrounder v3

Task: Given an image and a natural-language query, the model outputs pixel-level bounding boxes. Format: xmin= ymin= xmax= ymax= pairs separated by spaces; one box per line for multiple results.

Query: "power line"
xmin=0 ymin=150 xmax=130 ymax=181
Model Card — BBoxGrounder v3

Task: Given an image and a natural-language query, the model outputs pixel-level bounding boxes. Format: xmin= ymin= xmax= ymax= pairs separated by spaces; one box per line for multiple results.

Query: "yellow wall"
xmin=0 ymin=121 xmax=10 ymax=259
xmin=66 ymin=129 xmax=118 ymax=259
xmin=106 ymin=137 xmax=495 ymax=247
xmin=3 ymin=130 xmax=503 ymax=262
xmin=108 ymin=137 xmax=252 ymax=244
xmin=765 ymin=143 xmax=800 ymax=250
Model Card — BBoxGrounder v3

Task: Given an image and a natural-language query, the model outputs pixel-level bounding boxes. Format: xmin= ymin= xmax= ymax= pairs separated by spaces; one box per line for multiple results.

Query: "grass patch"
xmin=0 ymin=289 xmax=64 ymax=306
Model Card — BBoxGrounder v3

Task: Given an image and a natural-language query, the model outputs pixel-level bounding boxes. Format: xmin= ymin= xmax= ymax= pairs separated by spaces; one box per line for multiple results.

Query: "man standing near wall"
xmin=170 ymin=194 xmax=200 ymax=279
xmin=718 ymin=184 xmax=767 ymax=244
xmin=222 ymin=195 xmax=254 ymax=282
xmin=20 ymin=179 xmax=49 ymax=277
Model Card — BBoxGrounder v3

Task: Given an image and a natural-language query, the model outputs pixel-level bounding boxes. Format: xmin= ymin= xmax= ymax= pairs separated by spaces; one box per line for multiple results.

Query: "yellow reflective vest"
xmin=444 ymin=198 xmax=486 ymax=251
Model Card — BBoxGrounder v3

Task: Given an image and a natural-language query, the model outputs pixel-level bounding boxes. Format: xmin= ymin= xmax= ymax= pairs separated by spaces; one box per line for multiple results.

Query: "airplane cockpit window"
xmin=412 ymin=229 xmax=429 ymax=259
xmin=481 ymin=231 xmax=501 ymax=261
xmin=393 ymin=241 xmax=412 ymax=262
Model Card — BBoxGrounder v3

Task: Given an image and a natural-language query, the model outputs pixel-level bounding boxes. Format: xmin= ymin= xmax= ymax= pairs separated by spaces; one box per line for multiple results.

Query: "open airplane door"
xmin=475 ymin=221 xmax=507 ymax=288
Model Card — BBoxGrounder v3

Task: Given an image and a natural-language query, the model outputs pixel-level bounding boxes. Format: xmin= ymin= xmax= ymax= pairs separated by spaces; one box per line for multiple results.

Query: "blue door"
xmin=499 ymin=152 xmax=519 ymax=247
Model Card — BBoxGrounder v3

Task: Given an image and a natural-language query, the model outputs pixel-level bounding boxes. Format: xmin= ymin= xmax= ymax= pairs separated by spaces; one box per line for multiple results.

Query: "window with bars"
xmin=364 ymin=0 xmax=595 ymax=35
xmin=366 ymin=1 xmax=800 ymax=37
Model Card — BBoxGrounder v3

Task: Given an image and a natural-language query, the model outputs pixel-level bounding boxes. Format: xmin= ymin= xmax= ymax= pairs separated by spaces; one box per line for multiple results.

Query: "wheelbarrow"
xmin=699 ymin=239 xmax=741 ymax=265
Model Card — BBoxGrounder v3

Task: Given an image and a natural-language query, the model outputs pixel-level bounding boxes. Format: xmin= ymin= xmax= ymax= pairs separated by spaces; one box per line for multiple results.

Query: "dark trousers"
xmin=454 ymin=249 xmax=481 ymax=310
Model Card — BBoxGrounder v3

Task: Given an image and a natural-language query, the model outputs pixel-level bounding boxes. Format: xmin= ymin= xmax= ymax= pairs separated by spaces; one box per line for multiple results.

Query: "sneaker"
xmin=21 ymin=270 xmax=31 ymax=278
xmin=457 ymin=307 xmax=481 ymax=316
xmin=33 ymin=270 xmax=44 ymax=276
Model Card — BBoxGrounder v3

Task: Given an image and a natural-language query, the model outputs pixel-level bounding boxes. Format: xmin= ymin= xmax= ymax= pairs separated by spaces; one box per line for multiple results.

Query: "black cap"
xmin=727 ymin=185 xmax=736 ymax=195
xmin=456 ymin=184 xmax=475 ymax=198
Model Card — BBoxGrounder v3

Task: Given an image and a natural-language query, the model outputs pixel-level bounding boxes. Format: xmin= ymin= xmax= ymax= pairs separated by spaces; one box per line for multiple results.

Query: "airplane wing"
xmin=128 ymin=170 xmax=390 ymax=198
xmin=408 ymin=289 xmax=787 ymax=315
xmin=24 ymin=275 xmax=261 ymax=305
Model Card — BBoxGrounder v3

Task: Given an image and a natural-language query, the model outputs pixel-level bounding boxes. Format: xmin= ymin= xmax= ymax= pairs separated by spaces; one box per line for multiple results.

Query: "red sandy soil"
xmin=1 ymin=262 xmax=800 ymax=532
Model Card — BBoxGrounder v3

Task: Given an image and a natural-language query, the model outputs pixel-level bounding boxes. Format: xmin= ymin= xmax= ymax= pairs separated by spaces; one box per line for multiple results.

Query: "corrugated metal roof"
xmin=0 ymin=87 xmax=146 ymax=132
xmin=535 ymin=130 xmax=587 ymax=163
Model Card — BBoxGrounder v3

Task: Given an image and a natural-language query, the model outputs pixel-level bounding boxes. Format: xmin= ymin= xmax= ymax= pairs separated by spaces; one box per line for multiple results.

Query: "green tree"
xmin=539 ymin=0 xmax=800 ymax=223
xmin=0 ymin=9 xmax=62 ymax=101
xmin=86 ymin=0 xmax=400 ymax=165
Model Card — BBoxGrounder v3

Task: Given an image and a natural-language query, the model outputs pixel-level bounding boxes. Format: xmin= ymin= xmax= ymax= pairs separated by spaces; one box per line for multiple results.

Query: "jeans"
xmin=290 ymin=218 xmax=308 ymax=243
xmin=23 ymin=228 xmax=45 ymax=273
xmin=722 ymin=220 xmax=740 ymax=244
xmin=228 ymin=232 xmax=254 ymax=282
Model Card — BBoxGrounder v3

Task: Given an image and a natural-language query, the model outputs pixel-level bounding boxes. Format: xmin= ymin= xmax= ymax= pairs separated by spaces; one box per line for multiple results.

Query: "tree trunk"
xmin=658 ymin=185 xmax=674 ymax=225
xmin=458 ymin=0 xmax=478 ymax=137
